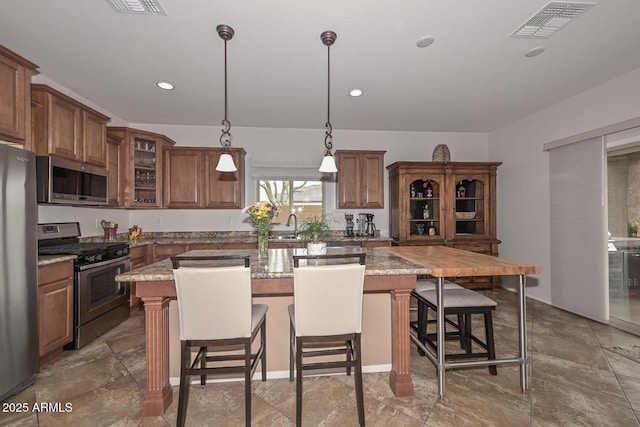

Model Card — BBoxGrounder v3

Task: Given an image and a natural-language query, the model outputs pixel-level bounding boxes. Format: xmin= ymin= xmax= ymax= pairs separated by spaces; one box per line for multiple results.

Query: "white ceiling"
xmin=1 ymin=0 xmax=640 ymax=133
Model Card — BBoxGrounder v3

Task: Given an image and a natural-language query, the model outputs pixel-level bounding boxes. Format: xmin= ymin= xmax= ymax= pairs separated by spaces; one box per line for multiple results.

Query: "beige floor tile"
xmin=7 ymin=291 xmax=640 ymax=426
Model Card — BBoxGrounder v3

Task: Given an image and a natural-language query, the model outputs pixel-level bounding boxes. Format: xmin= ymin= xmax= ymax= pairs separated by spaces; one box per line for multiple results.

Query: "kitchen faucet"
xmin=286 ymin=213 xmax=298 ymax=237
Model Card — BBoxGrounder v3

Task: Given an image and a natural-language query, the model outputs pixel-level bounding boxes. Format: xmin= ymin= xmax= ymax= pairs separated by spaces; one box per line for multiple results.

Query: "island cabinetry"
xmin=38 ymin=260 xmax=73 ymax=364
xmin=387 ymin=161 xmax=501 ymax=289
xmin=31 ymin=84 xmax=110 ymax=167
xmin=107 ymin=127 xmax=176 ymax=208
xmin=129 ymin=245 xmax=150 ymax=310
xmin=361 ymin=240 xmax=392 ymax=248
xmin=163 ymin=147 xmax=246 ymax=209
xmin=152 ymin=244 xmax=189 ymax=262
xmin=336 ymin=150 xmax=385 ymax=209
xmin=0 ymin=45 xmax=37 ymax=145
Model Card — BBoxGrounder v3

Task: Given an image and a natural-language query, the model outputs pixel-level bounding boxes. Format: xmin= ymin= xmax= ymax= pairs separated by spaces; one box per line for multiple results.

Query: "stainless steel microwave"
xmin=36 ymin=156 xmax=108 ymax=205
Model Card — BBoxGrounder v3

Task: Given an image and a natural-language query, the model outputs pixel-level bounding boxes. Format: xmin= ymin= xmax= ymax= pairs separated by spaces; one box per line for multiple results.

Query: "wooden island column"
xmin=141 ymin=295 xmax=172 ymax=416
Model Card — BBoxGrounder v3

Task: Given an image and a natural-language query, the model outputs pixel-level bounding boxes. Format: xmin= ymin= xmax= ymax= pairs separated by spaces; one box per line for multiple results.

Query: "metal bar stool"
xmin=412 ymin=287 xmax=497 ymax=375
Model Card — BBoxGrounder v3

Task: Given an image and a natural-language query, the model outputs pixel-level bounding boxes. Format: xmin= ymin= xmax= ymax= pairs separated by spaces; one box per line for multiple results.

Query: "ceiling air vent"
xmin=106 ymin=0 xmax=166 ymax=15
xmin=511 ymin=2 xmax=595 ymax=39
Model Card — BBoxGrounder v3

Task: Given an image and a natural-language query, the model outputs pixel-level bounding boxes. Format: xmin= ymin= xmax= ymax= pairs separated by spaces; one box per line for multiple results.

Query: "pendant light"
xmin=215 ymin=24 xmax=237 ymax=172
xmin=319 ymin=30 xmax=338 ymax=173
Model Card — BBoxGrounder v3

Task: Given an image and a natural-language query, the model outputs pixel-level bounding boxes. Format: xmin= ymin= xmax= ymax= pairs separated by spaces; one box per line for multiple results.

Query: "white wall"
xmin=489 ymin=67 xmax=640 ymax=304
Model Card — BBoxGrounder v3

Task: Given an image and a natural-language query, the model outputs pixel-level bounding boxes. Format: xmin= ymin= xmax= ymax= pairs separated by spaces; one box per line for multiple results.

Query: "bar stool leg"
xmin=177 ymin=341 xmax=190 ymax=427
xmin=295 ymin=336 xmax=303 ymax=426
xmin=289 ymin=319 xmax=295 ymax=381
xmin=485 ymin=312 xmax=497 ymax=375
xmin=354 ymin=335 xmax=365 ymax=426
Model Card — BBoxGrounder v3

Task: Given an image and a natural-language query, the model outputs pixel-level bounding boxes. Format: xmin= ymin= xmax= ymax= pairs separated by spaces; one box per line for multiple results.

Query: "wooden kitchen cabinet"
xmin=361 ymin=240 xmax=392 ymax=248
xmin=163 ymin=147 xmax=246 ymax=209
xmin=336 ymin=150 xmax=385 ymax=209
xmin=387 ymin=161 xmax=501 ymax=289
xmin=0 ymin=45 xmax=37 ymax=145
xmin=31 ymin=84 xmax=110 ymax=167
xmin=107 ymin=127 xmax=176 ymax=208
xmin=106 ymin=131 xmax=123 ymax=207
xmin=129 ymin=245 xmax=150 ymax=310
xmin=38 ymin=260 xmax=74 ymax=364
xmin=152 ymin=244 xmax=189 ymax=262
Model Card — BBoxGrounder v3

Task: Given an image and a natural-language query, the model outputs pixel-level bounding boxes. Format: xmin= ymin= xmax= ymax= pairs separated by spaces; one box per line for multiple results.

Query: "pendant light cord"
xmin=220 ymin=38 xmax=232 ymax=152
xmin=324 ymin=42 xmax=333 ymax=152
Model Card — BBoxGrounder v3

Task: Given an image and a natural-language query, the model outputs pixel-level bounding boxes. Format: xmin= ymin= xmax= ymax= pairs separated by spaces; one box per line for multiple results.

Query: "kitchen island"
xmin=116 ymin=247 xmax=429 ymax=416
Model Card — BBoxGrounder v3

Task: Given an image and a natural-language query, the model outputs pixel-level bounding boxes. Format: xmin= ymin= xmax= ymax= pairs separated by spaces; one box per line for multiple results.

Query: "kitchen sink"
xmin=268 ymin=235 xmax=301 ymax=242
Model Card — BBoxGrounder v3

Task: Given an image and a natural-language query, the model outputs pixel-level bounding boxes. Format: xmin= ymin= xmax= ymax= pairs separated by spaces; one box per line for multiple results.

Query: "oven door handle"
xmin=77 ymin=255 xmax=131 ymax=271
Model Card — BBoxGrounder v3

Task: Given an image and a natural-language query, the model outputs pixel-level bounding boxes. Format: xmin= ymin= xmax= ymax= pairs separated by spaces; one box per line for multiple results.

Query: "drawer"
xmin=39 ymin=261 xmax=74 ymax=286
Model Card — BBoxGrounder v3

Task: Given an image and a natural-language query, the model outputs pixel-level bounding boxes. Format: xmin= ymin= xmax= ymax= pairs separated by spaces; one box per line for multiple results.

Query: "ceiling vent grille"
xmin=106 ymin=0 xmax=166 ymax=15
xmin=511 ymin=2 xmax=594 ymax=39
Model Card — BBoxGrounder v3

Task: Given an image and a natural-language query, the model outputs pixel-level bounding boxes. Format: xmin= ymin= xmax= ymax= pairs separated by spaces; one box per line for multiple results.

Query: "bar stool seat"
xmin=412 ymin=287 xmax=498 ymax=375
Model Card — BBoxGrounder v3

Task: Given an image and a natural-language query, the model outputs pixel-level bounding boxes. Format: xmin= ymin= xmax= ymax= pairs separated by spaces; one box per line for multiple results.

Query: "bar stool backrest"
xmin=293 ymin=254 xmax=366 ymax=336
xmin=172 ymin=255 xmax=252 ymax=340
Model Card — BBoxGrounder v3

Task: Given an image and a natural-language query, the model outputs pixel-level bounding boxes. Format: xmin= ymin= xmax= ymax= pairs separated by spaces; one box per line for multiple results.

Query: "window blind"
xmin=548 ymin=136 xmax=608 ymax=322
xmin=250 ymin=158 xmax=323 ymax=181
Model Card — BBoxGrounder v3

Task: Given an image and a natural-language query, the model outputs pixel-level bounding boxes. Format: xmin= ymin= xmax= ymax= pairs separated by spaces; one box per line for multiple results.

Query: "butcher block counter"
xmin=116 ymin=246 xmax=429 ymax=416
xmin=388 ymin=245 xmax=540 ymax=399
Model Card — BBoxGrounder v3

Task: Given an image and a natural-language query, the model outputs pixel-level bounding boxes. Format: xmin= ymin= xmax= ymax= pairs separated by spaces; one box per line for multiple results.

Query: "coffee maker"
xmin=365 ymin=213 xmax=377 ymax=237
xmin=356 ymin=213 xmax=368 ymax=236
xmin=344 ymin=214 xmax=355 ymax=237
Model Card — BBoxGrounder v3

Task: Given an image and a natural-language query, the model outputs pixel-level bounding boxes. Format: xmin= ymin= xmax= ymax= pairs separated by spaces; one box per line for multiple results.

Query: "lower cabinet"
xmin=153 ymin=244 xmax=189 ymax=262
xmin=129 ymin=245 xmax=150 ymax=310
xmin=38 ymin=260 xmax=74 ymax=364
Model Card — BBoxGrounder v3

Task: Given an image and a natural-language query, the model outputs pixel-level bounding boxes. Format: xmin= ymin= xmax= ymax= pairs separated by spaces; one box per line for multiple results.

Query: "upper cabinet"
xmin=163 ymin=147 xmax=245 ymax=209
xmin=387 ymin=161 xmax=501 ymax=244
xmin=31 ymin=84 xmax=110 ymax=167
xmin=106 ymin=132 xmax=124 ymax=207
xmin=107 ymin=127 xmax=176 ymax=208
xmin=336 ymin=150 xmax=385 ymax=209
xmin=0 ymin=45 xmax=37 ymax=145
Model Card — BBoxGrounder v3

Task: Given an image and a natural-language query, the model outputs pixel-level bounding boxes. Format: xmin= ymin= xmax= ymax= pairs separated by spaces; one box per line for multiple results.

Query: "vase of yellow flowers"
xmin=242 ymin=201 xmax=280 ymax=258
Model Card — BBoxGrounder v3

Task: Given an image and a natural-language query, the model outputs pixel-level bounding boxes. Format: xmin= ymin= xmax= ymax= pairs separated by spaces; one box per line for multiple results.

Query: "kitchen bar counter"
xmin=116 ymin=247 xmax=428 ymax=416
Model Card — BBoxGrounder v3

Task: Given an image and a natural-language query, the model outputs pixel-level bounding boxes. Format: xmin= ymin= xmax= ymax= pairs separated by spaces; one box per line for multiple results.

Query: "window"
xmin=258 ymin=180 xmax=323 ymax=223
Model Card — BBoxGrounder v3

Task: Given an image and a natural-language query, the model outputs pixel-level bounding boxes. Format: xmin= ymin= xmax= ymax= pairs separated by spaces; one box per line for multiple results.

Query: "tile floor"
xmin=3 ymin=288 xmax=640 ymax=426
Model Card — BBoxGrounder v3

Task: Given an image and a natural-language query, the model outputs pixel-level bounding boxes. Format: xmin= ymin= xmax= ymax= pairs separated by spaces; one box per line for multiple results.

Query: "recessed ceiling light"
xmin=349 ymin=89 xmax=363 ymax=97
xmin=156 ymin=81 xmax=174 ymax=90
xmin=525 ymin=46 xmax=545 ymax=58
xmin=416 ymin=36 xmax=435 ymax=48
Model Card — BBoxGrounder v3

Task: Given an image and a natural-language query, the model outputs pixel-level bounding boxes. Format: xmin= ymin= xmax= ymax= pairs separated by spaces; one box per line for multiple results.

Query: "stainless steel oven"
xmin=38 ymin=222 xmax=131 ymax=349
xmin=75 ymin=255 xmax=130 ymax=348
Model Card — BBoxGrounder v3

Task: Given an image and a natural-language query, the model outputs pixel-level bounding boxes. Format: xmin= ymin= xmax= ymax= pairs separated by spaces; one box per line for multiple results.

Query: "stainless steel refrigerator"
xmin=0 ymin=143 xmax=38 ymax=402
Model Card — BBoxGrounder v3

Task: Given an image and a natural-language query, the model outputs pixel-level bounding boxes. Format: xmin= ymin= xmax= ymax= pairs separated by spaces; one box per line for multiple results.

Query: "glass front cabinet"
xmin=107 ymin=127 xmax=176 ymax=207
xmin=387 ymin=161 xmax=502 ymax=289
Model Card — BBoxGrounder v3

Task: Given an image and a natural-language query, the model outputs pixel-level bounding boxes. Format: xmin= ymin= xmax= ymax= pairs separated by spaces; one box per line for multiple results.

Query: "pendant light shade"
xmin=215 ymin=24 xmax=237 ymax=172
xmin=216 ymin=153 xmax=237 ymax=172
xmin=318 ymin=30 xmax=338 ymax=174
xmin=319 ymin=153 xmax=338 ymax=173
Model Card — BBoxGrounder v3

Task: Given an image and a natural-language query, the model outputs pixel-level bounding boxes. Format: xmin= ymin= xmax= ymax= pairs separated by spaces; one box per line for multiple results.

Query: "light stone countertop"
xmin=116 ymin=247 xmax=430 ymax=282
xmin=38 ymin=254 xmax=77 ymax=266
xmin=83 ymin=231 xmax=391 ymax=247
